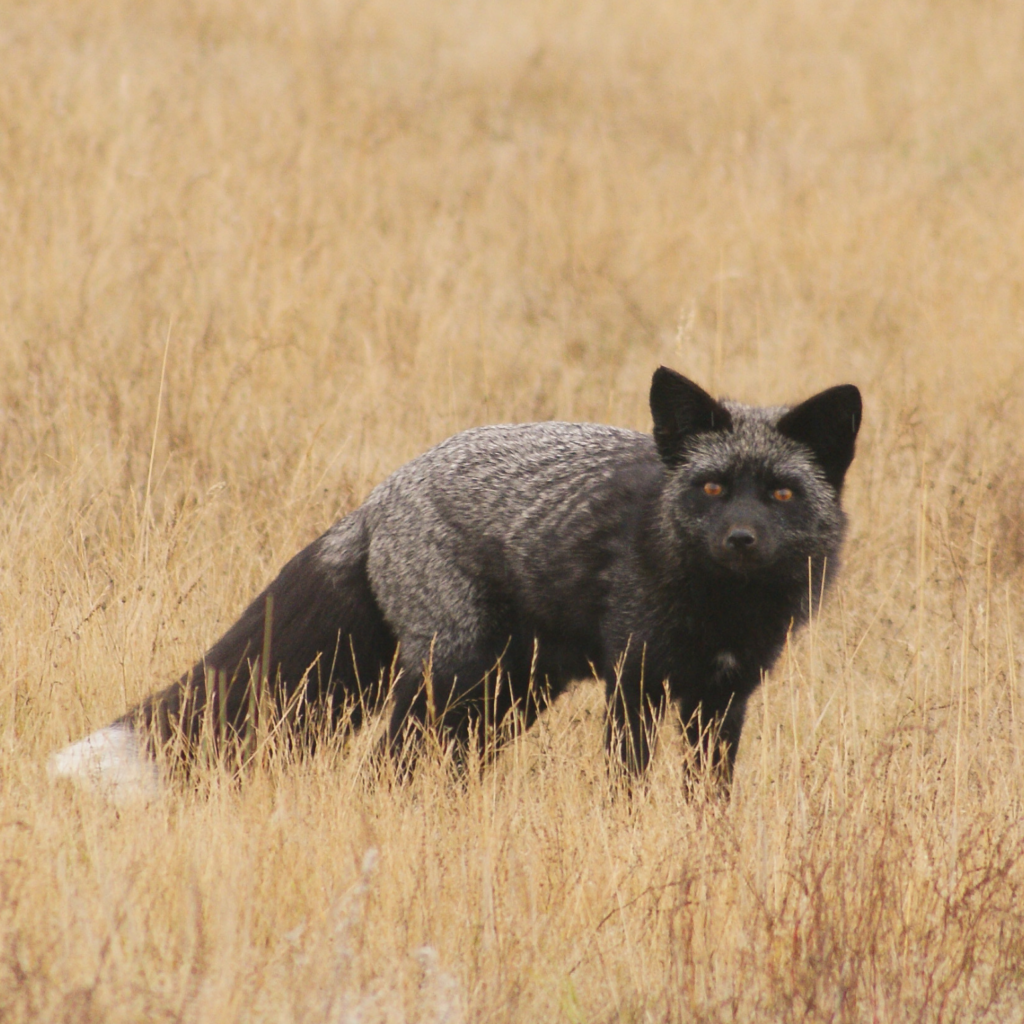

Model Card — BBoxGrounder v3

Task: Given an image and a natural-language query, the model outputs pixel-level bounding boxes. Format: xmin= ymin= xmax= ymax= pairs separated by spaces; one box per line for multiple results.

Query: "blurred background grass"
xmin=2 ymin=0 xmax=1024 ymax=1020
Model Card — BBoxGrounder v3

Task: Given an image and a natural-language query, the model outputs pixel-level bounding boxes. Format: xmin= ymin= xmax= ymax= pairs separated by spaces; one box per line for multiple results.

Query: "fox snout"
xmin=725 ymin=526 xmax=757 ymax=551
xmin=710 ymin=506 xmax=778 ymax=568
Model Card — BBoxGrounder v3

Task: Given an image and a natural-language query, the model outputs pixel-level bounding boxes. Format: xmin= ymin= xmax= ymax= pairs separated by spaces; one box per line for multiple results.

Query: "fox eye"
xmin=773 ymin=487 xmax=794 ymax=502
xmin=703 ymin=482 xmax=724 ymax=497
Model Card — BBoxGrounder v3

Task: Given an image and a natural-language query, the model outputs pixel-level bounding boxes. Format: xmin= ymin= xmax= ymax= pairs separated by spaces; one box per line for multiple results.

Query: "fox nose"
xmin=725 ymin=527 xmax=757 ymax=551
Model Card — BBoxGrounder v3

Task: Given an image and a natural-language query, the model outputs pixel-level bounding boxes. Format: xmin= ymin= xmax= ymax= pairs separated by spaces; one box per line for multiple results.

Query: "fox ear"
xmin=777 ymin=384 xmax=862 ymax=491
xmin=649 ymin=367 xmax=733 ymax=466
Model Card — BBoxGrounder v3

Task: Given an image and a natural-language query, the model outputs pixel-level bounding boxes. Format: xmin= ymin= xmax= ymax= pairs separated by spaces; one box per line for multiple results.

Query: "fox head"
xmin=650 ymin=367 xmax=862 ymax=578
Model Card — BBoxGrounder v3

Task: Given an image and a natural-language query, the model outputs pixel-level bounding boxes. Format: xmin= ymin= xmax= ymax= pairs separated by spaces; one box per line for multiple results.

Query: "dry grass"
xmin=2 ymin=0 xmax=1024 ymax=1019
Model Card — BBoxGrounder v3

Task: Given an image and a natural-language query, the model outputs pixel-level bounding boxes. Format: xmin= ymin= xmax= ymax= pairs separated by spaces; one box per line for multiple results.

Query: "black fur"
xmin=125 ymin=531 xmax=397 ymax=748
xmin=110 ymin=368 xmax=861 ymax=787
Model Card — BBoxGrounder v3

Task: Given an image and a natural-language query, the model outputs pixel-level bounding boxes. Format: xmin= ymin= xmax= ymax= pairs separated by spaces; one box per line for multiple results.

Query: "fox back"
xmin=50 ymin=368 xmax=861 ymax=796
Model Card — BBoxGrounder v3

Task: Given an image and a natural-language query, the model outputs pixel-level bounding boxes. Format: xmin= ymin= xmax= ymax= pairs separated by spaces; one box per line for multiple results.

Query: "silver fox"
xmin=51 ymin=368 xmax=861 ymax=797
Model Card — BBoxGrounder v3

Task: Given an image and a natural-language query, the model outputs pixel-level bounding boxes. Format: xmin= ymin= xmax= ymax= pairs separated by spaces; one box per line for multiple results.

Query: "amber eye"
xmin=703 ymin=482 xmax=723 ymax=497
xmin=773 ymin=487 xmax=794 ymax=502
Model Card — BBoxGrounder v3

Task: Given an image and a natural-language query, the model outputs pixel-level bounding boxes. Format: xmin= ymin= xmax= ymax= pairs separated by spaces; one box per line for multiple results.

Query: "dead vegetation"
xmin=2 ymin=0 xmax=1024 ymax=1019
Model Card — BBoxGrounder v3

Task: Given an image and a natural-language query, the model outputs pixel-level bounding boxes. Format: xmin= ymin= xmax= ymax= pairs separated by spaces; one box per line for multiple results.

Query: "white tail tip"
xmin=49 ymin=724 xmax=161 ymax=802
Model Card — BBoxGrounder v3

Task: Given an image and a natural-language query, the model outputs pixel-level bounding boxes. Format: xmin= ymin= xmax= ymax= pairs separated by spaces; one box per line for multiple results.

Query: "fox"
xmin=50 ymin=367 xmax=861 ymax=797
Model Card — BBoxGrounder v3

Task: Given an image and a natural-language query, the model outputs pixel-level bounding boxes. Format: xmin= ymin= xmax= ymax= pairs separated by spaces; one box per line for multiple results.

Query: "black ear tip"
xmin=833 ymin=384 xmax=863 ymax=431
xmin=651 ymin=366 xmax=693 ymax=389
xmin=649 ymin=366 xmax=711 ymax=399
xmin=836 ymin=383 xmax=862 ymax=406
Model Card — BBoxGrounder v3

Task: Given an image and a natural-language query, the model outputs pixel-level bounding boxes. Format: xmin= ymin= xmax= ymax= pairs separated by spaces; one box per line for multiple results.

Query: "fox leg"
xmin=382 ymin=629 xmax=544 ymax=774
xmin=604 ymin=669 xmax=668 ymax=777
xmin=681 ymin=693 xmax=749 ymax=788
xmin=384 ymin=656 xmax=504 ymax=770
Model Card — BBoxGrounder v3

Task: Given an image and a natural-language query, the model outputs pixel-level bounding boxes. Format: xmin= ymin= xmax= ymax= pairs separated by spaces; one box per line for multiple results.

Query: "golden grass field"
xmin=3 ymin=0 xmax=1024 ymax=1019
